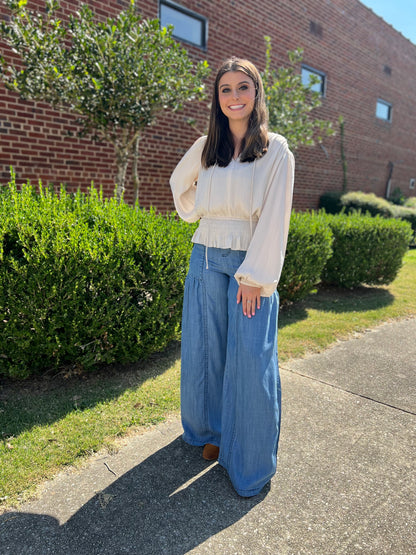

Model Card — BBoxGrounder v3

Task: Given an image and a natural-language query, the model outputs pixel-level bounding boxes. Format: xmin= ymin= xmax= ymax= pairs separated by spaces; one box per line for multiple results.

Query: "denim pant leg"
xmin=218 ymin=279 xmax=281 ymax=497
xmin=181 ymin=244 xmax=229 ymax=446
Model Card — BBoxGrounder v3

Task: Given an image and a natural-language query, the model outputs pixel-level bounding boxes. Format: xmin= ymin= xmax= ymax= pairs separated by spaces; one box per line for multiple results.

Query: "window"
xmin=301 ymin=65 xmax=326 ymax=96
xmin=159 ymin=0 xmax=207 ymax=49
xmin=410 ymin=178 xmax=415 ymax=191
xmin=376 ymin=99 xmax=392 ymax=122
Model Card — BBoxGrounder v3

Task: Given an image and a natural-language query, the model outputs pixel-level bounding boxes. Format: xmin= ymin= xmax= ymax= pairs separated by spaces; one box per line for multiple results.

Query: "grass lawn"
xmin=1 ymin=249 xmax=415 ymax=511
xmin=278 ymin=248 xmax=416 ymax=360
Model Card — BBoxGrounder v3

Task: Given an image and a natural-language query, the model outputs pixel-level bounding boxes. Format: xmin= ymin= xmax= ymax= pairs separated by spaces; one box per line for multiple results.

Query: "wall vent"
xmin=309 ymin=21 xmax=323 ymax=37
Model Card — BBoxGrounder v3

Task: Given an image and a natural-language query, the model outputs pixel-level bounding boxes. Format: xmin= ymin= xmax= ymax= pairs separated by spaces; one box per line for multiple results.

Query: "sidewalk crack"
xmin=281 ymin=366 xmax=416 ymax=416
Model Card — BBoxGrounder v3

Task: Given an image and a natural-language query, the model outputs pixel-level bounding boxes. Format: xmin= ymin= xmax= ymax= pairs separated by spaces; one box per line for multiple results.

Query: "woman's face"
xmin=218 ymin=71 xmax=256 ymax=124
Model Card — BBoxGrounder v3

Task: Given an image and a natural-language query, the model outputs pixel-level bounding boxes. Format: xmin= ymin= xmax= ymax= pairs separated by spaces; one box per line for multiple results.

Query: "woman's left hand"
xmin=237 ymin=284 xmax=261 ymax=318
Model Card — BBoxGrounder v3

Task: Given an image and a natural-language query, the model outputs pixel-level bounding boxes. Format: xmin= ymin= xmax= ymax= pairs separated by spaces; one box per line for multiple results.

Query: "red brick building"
xmin=1 ymin=0 xmax=415 ymax=210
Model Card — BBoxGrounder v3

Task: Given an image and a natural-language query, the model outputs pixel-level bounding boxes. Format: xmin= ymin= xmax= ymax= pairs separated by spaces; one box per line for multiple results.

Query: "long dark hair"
xmin=201 ymin=57 xmax=269 ymax=168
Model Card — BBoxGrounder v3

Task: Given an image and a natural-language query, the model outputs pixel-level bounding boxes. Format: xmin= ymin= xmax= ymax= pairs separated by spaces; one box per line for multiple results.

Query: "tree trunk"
xmin=132 ymin=135 xmax=140 ymax=206
xmin=115 ymin=146 xmax=129 ymax=201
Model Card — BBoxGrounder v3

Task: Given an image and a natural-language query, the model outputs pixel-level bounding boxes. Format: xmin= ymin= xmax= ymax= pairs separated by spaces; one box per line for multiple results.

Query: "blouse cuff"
xmin=234 ymin=274 xmax=277 ymax=297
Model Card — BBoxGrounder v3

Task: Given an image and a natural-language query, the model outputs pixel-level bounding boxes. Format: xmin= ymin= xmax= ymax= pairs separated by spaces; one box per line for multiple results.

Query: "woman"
xmin=170 ymin=57 xmax=294 ymax=497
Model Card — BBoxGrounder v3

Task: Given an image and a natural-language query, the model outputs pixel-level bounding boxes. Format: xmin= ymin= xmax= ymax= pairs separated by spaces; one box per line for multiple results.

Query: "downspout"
xmin=385 ymin=161 xmax=394 ymax=199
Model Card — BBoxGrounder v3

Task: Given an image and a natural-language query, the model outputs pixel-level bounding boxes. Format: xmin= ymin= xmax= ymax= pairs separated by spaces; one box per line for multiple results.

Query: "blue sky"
xmin=360 ymin=0 xmax=416 ymax=44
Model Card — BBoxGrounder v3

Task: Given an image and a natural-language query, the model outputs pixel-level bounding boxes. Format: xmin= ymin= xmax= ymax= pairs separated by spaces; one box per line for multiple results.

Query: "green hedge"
xmin=279 ymin=211 xmax=333 ymax=303
xmin=340 ymin=191 xmax=393 ymax=217
xmin=405 ymin=197 xmax=416 ymax=209
xmin=320 ymin=190 xmax=416 ymax=235
xmin=392 ymin=205 xmax=416 ymax=234
xmin=322 ymin=212 xmax=412 ymax=288
xmin=318 ymin=190 xmax=344 ymax=214
xmin=341 ymin=191 xmax=416 ymax=234
xmin=1 ymin=178 xmax=413 ymax=379
xmin=0 ymin=179 xmax=194 ymax=379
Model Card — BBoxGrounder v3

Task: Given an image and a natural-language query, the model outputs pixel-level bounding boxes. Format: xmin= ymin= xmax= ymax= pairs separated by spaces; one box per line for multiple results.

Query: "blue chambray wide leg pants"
xmin=181 ymin=243 xmax=281 ymax=497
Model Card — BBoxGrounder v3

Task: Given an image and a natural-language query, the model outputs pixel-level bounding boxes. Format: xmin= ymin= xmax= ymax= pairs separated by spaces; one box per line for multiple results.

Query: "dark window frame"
xmin=159 ymin=0 xmax=208 ymax=50
xmin=301 ymin=64 xmax=326 ymax=97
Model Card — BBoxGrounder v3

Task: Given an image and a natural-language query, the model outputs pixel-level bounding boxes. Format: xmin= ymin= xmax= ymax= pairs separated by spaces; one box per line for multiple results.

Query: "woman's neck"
xmin=229 ymin=120 xmax=248 ymax=159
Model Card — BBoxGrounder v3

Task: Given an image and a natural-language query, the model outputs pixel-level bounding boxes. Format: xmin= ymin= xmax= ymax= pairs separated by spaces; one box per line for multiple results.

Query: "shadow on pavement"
xmin=0 ymin=436 xmax=267 ymax=555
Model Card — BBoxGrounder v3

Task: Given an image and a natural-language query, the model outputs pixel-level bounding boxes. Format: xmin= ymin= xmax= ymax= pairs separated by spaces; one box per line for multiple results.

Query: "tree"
xmin=0 ymin=0 xmax=210 ymax=202
xmin=262 ymin=36 xmax=334 ymax=151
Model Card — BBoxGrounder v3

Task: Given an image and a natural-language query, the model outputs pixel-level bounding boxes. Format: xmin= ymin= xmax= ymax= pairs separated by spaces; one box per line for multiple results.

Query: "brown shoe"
xmin=202 ymin=443 xmax=220 ymax=461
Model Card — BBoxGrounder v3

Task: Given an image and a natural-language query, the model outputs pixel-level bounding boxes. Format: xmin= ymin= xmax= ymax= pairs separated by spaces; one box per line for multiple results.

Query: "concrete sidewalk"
xmin=1 ymin=318 xmax=415 ymax=554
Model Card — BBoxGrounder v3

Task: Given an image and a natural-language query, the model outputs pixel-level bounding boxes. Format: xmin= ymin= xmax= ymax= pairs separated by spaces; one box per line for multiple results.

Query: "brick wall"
xmin=1 ymin=0 xmax=415 ymax=211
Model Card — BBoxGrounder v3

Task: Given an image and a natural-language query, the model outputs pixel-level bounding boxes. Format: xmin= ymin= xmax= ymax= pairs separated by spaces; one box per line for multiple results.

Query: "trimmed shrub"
xmin=0 ymin=179 xmax=194 ymax=379
xmin=319 ymin=190 xmax=344 ymax=214
xmin=340 ymin=191 xmax=394 ymax=218
xmin=321 ymin=191 xmax=416 ymax=240
xmin=404 ymin=197 xmax=416 ymax=209
xmin=322 ymin=212 xmax=412 ymax=288
xmin=339 ymin=191 xmax=416 ymax=236
xmin=392 ymin=204 xmax=416 ymax=234
xmin=279 ymin=211 xmax=333 ymax=303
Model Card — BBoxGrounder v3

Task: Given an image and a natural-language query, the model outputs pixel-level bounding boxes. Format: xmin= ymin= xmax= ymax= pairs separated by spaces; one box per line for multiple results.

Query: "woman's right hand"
xmin=236 ymin=284 xmax=261 ymax=318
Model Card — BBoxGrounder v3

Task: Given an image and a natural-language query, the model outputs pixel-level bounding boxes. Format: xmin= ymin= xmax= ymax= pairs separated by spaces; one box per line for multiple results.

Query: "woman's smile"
xmin=228 ymin=104 xmax=245 ymax=110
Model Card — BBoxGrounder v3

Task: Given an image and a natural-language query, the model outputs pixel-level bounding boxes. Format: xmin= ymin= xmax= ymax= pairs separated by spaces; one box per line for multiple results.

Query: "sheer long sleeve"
xmin=169 ymin=136 xmax=206 ymax=223
xmin=234 ymin=141 xmax=295 ymax=296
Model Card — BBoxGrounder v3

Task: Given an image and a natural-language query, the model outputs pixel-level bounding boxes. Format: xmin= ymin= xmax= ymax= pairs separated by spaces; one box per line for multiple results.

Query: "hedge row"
xmin=321 ymin=213 xmax=412 ymax=288
xmin=404 ymin=197 xmax=416 ymax=209
xmin=278 ymin=211 xmax=333 ymax=303
xmin=279 ymin=211 xmax=411 ymax=300
xmin=319 ymin=190 xmax=416 ymax=234
xmin=0 ymin=181 xmax=412 ymax=378
xmin=0 ymin=180 xmax=194 ymax=378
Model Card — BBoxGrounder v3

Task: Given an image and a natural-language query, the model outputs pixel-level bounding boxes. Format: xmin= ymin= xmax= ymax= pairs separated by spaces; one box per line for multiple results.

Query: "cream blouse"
xmin=170 ymin=132 xmax=295 ymax=297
